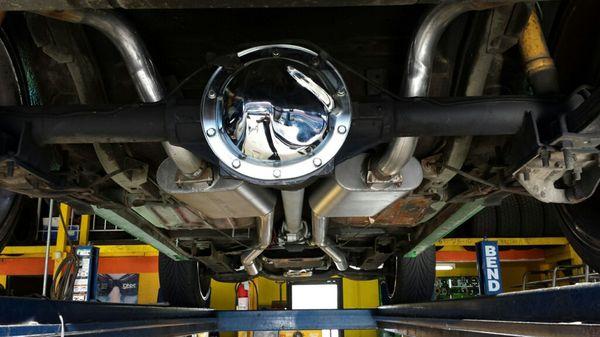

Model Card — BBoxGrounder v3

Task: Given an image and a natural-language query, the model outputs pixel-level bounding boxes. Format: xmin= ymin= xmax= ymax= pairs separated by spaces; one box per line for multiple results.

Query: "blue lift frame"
xmin=1 ymin=283 xmax=599 ymax=337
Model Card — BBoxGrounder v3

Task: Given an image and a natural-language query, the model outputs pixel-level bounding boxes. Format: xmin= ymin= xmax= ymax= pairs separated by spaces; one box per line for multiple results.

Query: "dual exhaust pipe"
xmin=37 ymin=1 xmax=505 ymax=275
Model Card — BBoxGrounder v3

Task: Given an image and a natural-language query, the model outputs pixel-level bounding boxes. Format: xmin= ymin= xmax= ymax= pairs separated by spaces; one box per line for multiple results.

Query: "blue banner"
xmin=476 ymin=240 xmax=503 ymax=295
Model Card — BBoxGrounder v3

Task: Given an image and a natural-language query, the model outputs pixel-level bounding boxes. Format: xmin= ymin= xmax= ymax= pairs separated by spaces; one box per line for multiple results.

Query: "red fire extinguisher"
xmin=236 ymin=282 xmax=250 ymax=311
xmin=236 ymin=282 xmax=252 ymax=337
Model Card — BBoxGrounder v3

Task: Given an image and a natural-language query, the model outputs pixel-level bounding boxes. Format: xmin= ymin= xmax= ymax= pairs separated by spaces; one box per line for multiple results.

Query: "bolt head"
xmin=232 ymin=159 xmax=241 ymax=169
xmin=313 ymin=158 xmax=322 ymax=167
xmin=208 ymin=90 xmax=216 ymax=99
xmin=337 ymin=88 xmax=346 ymax=96
xmin=273 ymin=169 xmax=281 ymax=178
xmin=337 ymin=125 xmax=347 ymax=134
xmin=206 ymin=128 xmax=216 ymax=137
xmin=272 ymin=49 xmax=280 ymax=57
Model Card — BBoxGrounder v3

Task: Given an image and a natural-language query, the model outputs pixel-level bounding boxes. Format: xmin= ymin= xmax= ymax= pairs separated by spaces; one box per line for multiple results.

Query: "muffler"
xmin=309 ymin=154 xmax=423 ymax=271
xmin=157 ymin=158 xmax=277 ymax=276
xmin=310 ymin=154 xmax=423 ymax=219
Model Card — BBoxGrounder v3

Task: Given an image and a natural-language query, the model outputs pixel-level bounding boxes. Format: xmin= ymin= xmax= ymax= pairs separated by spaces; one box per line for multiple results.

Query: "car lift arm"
xmin=0 ymin=283 xmax=599 ymax=337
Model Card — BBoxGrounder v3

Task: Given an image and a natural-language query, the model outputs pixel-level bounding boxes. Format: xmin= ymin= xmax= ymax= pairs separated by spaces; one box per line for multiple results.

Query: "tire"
xmin=542 ymin=203 xmax=564 ymax=237
xmin=0 ymin=190 xmax=23 ymax=251
xmin=381 ymin=246 xmax=436 ymax=304
xmin=557 ymin=190 xmax=600 ymax=272
xmin=517 ymin=196 xmax=544 ymax=237
xmin=158 ymin=253 xmax=212 ymax=307
xmin=0 ymin=28 xmax=26 ymax=252
xmin=469 ymin=206 xmax=497 ymax=238
xmin=8 ymin=197 xmax=40 ymax=246
xmin=497 ymin=195 xmax=521 ymax=237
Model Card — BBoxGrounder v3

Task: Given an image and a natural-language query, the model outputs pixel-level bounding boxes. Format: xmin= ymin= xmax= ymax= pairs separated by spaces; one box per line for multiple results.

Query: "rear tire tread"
xmin=497 ymin=195 xmax=521 ymax=237
xmin=469 ymin=206 xmax=497 ymax=238
xmin=158 ymin=253 xmax=211 ymax=308
xmin=384 ymin=246 xmax=436 ymax=304
xmin=517 ymin=196 xmax=544 ymax=237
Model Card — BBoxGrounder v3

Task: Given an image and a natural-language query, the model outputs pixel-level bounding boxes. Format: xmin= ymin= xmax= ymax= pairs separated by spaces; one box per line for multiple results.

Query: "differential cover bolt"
xmin=232 ymin=159 xmax=241 ymax=169
xmin=337 ymin=88 xmax=346 ymax=96
xmin=206 ymin=128 xmax=216 ymax=137
xmin=313 ymin=158 xmax=322 ymax=167
xmin=337 ymin=125 xmax=347 ymax=134
xmin=208 ymin=90 xmax=216 ymax=99
xmin=273 ymin=169 xmax=281 ymax=178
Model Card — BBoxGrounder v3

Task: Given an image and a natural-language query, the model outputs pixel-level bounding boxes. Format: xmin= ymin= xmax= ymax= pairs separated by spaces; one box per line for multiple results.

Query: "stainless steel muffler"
xmin=156 ymin=158 xmax=277 ymax=275
xmin=308 ymin=154 xmax=423 ymax=271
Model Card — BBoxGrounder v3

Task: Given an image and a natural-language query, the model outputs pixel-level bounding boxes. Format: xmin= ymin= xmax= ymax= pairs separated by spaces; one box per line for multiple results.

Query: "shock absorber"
xmin=519 ymin=11 xmax=560 ymax=95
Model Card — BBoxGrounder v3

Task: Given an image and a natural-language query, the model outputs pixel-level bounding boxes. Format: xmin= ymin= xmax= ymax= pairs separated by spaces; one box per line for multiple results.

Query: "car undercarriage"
xmin=1 ymin=0 xmax=600 ymax=305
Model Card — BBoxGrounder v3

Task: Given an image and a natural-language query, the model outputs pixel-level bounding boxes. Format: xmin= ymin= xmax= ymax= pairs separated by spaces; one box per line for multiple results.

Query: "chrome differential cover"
xmin=202 ymin=44 xmax=352 ymax=183
xmin=224 ymin=60 xmax=331 ymax=161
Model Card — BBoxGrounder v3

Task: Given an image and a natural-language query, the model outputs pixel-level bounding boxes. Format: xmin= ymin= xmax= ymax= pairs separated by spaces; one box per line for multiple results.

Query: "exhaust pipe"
xmin=241 ymin=212 xmax=274 ymax=275
xmin=39 ymin=9 xmax=275 ymax=274
xmin=372 ymin=2 xmax=498 ymax=180
xmin=37 ymin=9 xmax=204 ymax=177
xmin=309 ymin=2 xmax=499 ymax=270
xmin=312 ymin=214 xmax=348 ymax=271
